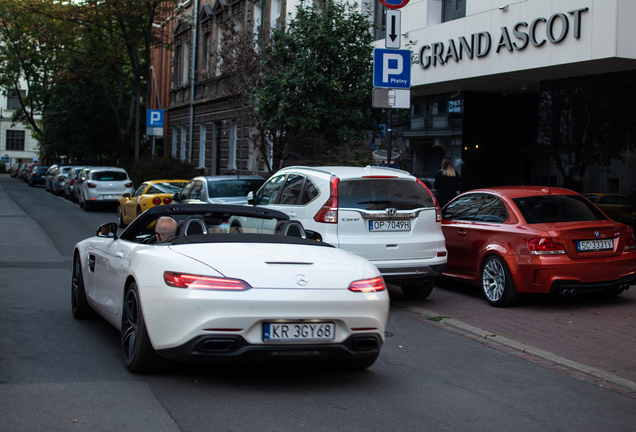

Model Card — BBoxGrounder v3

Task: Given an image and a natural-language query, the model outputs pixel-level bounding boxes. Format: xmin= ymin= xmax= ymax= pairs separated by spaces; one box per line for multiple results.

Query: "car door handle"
xmin=115 ymin=252 xmax=124 ymax=259
xmin=288 ymin=212 xmax=296 ymax=218
xmin=457 ymin=230 xmax=467 ymax=236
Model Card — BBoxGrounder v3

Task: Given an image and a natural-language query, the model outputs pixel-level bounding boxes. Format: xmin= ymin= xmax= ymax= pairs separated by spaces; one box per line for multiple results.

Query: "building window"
xmin=199 ymin=123 xmax=207 ymax=169
xmin=181 ymin=126 xmax=187 ymax=160
xmin=373 ymin=0 xmax=385 ymax=41
xmin=172 ymin=127 xmax=178 ymax=157
xmin=443 ymin=0 xmax=466 ymax=23
xmin=270 ymin=0 xmax=281 ymax=29
xmin=228 ymin=124 xmax=237 ymax=170
xmin=6 ymin=130 xmax=25 ymax=151
xmin=6 ymin=90 xmax=26 ymax=111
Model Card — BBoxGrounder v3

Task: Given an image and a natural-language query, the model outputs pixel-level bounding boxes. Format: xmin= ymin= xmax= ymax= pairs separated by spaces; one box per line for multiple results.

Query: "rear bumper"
xmin=379 ymin=263 xmax=446 ymax=281
xmin=156 ymin=333 xmax=383 ymax=364
xmin=507 ymin=253 xmax=636 ymax=294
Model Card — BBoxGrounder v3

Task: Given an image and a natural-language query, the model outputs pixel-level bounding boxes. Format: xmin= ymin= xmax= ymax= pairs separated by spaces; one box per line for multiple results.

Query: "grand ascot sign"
xmin=419 ymin=7 xmax=589 ymax=69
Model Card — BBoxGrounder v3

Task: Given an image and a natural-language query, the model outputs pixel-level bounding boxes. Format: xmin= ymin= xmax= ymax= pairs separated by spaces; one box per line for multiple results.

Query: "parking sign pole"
xmin=387 ymin=109 xmax=392 ymax=168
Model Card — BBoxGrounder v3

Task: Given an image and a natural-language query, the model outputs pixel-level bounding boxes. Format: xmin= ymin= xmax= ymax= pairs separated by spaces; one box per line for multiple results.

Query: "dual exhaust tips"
xmin=558 ymin=284 xmax=631 ymax=297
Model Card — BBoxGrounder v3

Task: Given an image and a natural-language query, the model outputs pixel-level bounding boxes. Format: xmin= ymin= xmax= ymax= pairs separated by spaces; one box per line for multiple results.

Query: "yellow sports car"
xmin=584 ymin=193 xmax=636 ymax=227
xmin=117 ymin=179 xmax=189 ymax=228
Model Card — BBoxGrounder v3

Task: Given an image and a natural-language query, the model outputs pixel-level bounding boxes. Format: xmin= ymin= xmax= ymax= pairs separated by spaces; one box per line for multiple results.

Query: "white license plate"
xmin=369 ymin=220 xmax=411 ymax=232
xmin=263 ymin=322 xmax=335 ymax=341
xmin=577 ymin=238 xmax=614 ymax=251
xmin=102 ymin=194 xmax=120 ymax=200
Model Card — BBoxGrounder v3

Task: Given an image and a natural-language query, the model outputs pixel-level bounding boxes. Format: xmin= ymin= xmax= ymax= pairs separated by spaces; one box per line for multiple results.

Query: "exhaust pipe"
xmin=559 ymin=289 xmax=571 ymax=297
xmin=570 ymin=289 xmax=577 ymax=297
xmin=620 ymin=284 xmax=630 ymax=291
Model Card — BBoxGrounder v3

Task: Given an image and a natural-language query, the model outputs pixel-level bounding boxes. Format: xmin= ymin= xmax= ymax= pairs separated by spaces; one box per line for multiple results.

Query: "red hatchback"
xmin=441 ymin=186 xmax=636 ymax=307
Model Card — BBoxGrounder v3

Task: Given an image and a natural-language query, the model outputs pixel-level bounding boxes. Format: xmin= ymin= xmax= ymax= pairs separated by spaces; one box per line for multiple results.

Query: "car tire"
xmin=327 ymin=352 xmax=379 ymax=370
xmin=71 ymin=254 xmax=95 ymax=319
xmin=83 ymin=199 xmax=91 ymax=212
xmin=117 ymin=205 xmax=128 ymax=228
xmin=400 ymin=278 xmax=434 ymax=300
xmin=121 ymin=282 xmax=173 ymax=373
xmin=481 ymin=255 xmax=523 ymax=307
xmin=28 ymin=180 xmax=33 ymax=187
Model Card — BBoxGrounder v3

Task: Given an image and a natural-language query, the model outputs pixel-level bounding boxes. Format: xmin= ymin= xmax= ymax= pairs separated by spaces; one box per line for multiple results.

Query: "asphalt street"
xmin=1 ymin=173 xmax=636 ymax=431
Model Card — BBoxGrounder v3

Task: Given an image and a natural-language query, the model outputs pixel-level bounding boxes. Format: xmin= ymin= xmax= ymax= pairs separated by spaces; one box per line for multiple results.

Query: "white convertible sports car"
xmin=72 ymin=204 xmax=389 ymax=373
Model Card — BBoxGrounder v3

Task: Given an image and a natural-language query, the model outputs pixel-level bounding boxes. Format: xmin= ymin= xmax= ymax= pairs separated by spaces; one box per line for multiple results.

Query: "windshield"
xmin=513 ymin=194 xmax=607 ymax=223
xmin=338 ymin=179 xmax=434 ymax=210
xmin=207 ymin=180 xmax=265 ymax=198
xmin=91 ymin=171 xmax=128 ymax=181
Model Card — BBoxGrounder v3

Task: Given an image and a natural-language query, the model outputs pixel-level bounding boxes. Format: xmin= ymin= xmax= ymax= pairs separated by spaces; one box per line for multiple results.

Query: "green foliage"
xmin=254 ymin=0 xmax=378 ymax=164
xmin=41 ymin=58 xmax=120 ymax=162
xmin=124 ymin=156 xmax=203 ymax=188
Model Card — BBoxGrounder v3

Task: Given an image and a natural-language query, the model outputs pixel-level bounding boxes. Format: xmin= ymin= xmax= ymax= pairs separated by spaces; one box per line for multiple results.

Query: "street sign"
xmin=385 ymin=10 xmax=401 ymax=49
xmin=146 ymin=109 xmax=164 ymax=128
xmin=379 ymin=0 xmax=410 ymax=10
xmin=146 ymin=127 xmax=164 ymax=137
xmin=373 ymin=48 xmax=411 ymax=89
xmin=373 ymin=88 xmax=410 ymax=109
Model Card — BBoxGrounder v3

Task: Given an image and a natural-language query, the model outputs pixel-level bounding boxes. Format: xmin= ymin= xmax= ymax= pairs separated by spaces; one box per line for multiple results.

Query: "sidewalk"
xmin=389 ymin=279 xmax=636 ymax=393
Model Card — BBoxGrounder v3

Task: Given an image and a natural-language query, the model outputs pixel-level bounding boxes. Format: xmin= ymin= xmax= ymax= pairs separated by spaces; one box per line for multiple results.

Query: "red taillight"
xmin=528 ymin=238 xmax=566 ymax=255
xmin=348 ymin=276 xmax=386 ymax=293
xmin=87 ymin=182 xmax=96 ymax=188
xmin=70 ymin=179 xmax=76 ymax=186
xmin=58 ymin=175 xmax=65 ymax=181
xmin=625 ymin=234 xmax=635 ymax=251
xmin=417 ymin=178 xmax=442 ymax=222
xmin=163 ymin=197 xmax=172 ymax=205
xmin=124 ymin=182 xmax=133 ymax=188
xmin=314 ymin=175 xmax=339 ymax=224
xmin=163 ymin=272 xmax=251 ymax=290
xmin=152 ymin=197 xmax=161 ymax=205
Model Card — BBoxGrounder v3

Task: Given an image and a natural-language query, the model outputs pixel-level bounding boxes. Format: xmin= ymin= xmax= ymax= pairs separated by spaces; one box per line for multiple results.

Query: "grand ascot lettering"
xmin=419 ymin=7 xmax=589 ymax=69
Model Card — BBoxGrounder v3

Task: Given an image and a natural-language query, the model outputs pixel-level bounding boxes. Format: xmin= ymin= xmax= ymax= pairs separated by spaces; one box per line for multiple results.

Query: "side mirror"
xmin=247 ymin=191 xmax=255 ymax=205
xmin=304 ymin=230 xmax=323 ymax=242
xmin=122 ymin=193 xmax=131 ymax=199
xmin=96 ymin=222 xmax=118 ymax=239
xmin=172 ymin=192 xmax=182 ymax=202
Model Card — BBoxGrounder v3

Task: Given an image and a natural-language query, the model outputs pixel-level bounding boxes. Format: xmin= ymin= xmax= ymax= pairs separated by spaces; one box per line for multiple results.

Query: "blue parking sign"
xmin=146 ymin=109 xmax=164 ymax=127
xmin=373 ymin=49 xmax=411 ymax=89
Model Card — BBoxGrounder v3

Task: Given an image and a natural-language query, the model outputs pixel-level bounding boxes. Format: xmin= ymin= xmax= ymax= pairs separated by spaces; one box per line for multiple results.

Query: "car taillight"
xmin=152 ymin=197 xmax=161 ymax=205
xmin=70 ymin=179 xmax=76 ymax=185
xmin=314 ymin=175 xmax=339 ymax=224
xmin=164 ymin=272 xmax=252 ymax=290
xmin=87 ymin=182 xmax=97 ymax=188
xmin=417 ymin=178 xmax=442 ymax=222
xmin=528 ymin=238 xmax=566 ymax=255
xmin=124 ymin=182 xmax=133 ymax=188
xmin=348 ymin=276 xmax=386 ymax=293
xmin=163 ymin=197 xmax=172 ymax=204
xmin=58 ymin=175 xmax=65 ymax=181
xmin=625 ymin=234 xmax=635 ymax=251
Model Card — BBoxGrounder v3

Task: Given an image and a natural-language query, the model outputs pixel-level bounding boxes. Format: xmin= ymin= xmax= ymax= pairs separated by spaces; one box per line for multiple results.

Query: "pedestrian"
xmin=433 ymin=157 xmax=461 ymax=208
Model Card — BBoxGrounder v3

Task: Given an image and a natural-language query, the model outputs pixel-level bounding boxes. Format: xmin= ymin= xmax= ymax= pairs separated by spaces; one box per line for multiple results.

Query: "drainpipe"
xmin=188 ymin=0 xmax=200 ymax=163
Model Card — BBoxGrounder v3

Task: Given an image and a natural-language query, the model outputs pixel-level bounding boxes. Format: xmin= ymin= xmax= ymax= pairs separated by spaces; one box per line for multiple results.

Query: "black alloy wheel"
xmin=71 ymin=254 xmax=95 ymax=319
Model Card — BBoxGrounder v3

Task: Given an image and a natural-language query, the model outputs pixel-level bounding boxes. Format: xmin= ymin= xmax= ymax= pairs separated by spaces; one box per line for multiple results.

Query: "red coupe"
xmin=441 ymin=186 xmax=636 ymax=307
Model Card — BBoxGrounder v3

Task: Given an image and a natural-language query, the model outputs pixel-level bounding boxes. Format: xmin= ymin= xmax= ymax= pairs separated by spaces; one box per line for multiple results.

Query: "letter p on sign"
xmin=383 ymin=54 xmax=403 ymax=82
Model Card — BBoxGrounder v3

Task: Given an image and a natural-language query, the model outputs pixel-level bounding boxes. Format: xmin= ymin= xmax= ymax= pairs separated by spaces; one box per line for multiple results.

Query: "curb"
xmin=403 ymin=305 xmax=636 ymax=393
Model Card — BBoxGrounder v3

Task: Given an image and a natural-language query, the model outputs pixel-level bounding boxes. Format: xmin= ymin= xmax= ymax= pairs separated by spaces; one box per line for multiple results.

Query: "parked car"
xmin=73 ymin=167 xmax=95 ymax=203
xmin=10 ymin=163 xmax=21 ymax=178
xmin=584 ymin=193 xmax=636 ymax=227
xmin=45 ymin=165 xmax=73 ymax=195
xmin=20 ymin=163 xmax=32 ymax=181
xmin=245 ymin=166 xmax=447 ymax=299
xmin=71 ymin=203 xmax=388 ymax=372
xmin=77 ymin=167 xmax=134 ymax=211
xmin=44 ymin=165 xmax=59 ymax=191
xmin=440 ymin=186 xmax=636 ymax=307
xmin=63 ymin=166 xmax=86 ymax=201
xmin=27 ymin=164 xmax=49 ymax=186
xmin=173 ymin=175 xmax=266 ymax=206
xmin=117 ymin=179 xmax=189 ymax=228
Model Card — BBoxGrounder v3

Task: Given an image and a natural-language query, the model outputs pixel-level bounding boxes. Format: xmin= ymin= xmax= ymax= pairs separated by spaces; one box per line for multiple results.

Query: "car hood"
xmin=169 ymin=242 xmax=374 ymax=289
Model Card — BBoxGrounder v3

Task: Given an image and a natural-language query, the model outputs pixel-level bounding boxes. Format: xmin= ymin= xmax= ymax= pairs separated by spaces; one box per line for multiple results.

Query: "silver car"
xmin=78 ymin=167 xmax=134 ymax=212
xmin=174 ymin=175 xmax=266 ymax=205
xmin=64 ymin=166 xmax=86 ymax=201
xmin=46 ymin=165 xmax=73 ymax=196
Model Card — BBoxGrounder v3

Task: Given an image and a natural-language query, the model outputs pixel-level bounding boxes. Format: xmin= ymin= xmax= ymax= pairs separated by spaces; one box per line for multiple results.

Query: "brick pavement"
xmin=388 ymin=278 xmax=636 ymax=388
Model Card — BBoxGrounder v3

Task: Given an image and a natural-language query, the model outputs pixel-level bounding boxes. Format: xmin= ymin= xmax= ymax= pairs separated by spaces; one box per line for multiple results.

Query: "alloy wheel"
xmin=482 ymin=258 xmax=506 ymax=302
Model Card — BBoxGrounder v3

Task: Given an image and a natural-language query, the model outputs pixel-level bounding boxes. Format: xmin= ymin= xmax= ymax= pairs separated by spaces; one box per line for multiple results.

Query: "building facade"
xmin=0 ymin=84 xmax=41 ymax=166
xmin=375 ymin=0 xmax=636 ymax=195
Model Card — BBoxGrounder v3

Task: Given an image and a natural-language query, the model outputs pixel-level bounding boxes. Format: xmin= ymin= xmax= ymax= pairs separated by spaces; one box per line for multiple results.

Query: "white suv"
xmin=247 ymin=166 xmax=447 ymax=299
xmin=78 ymin=167 xmax=134 ymax=212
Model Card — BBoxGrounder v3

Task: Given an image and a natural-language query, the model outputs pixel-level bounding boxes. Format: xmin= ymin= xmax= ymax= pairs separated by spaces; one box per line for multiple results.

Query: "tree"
xmin=253 ymin=0 xmax=377 ymax=169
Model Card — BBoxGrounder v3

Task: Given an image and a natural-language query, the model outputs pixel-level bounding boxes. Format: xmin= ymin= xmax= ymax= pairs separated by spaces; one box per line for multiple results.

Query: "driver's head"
xmin=155 ymin=216 xmax=178 ymax=241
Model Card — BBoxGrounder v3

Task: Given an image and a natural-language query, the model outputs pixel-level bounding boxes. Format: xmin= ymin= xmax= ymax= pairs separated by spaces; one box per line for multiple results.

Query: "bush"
xmin=0 ymin=162 xmax=6 ymax=174
xmin=124 ymin=156 xmax=203 ymax=187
